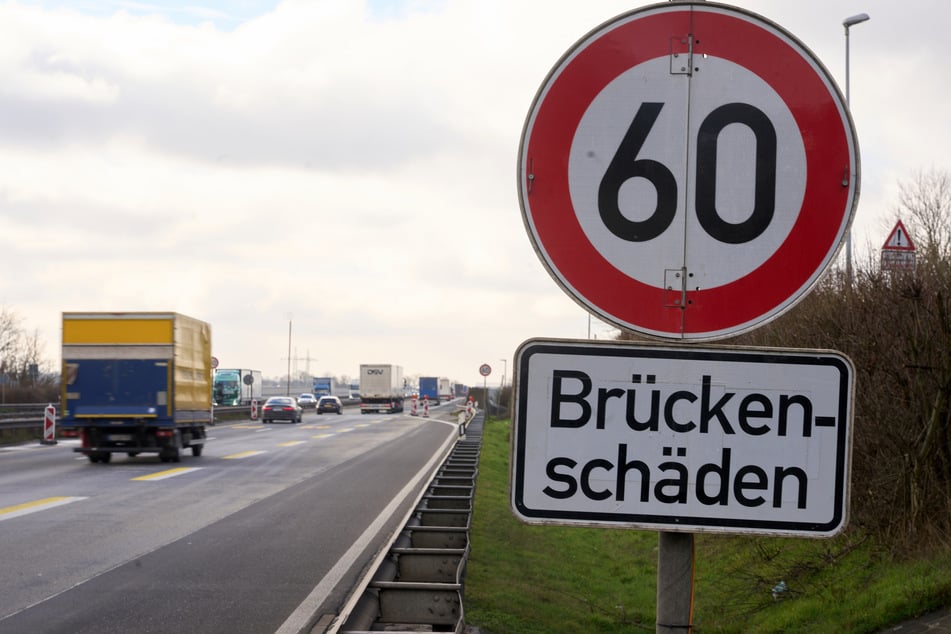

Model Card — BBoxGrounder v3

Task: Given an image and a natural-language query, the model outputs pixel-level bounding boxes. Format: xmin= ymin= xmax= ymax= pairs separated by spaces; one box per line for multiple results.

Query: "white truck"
xmin=438 ymin=377 xmax=453 ymax=402
xmin=359 ymin=364 xmax=405 ymax=414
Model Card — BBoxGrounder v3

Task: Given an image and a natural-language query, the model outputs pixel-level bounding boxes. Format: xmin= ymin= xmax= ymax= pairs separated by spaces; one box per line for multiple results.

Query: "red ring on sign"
xmin=520 ymin=4 xmax=856 ymax=338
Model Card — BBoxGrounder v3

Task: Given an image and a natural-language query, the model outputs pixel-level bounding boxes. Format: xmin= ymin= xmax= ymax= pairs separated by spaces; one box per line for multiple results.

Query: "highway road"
xmin=0 ymin=405 xmax=461 ymax=633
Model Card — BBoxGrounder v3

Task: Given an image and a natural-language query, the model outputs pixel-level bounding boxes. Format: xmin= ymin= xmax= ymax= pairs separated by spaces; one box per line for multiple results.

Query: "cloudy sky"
xmin=1 ymin=0 xmax=947 ymax=388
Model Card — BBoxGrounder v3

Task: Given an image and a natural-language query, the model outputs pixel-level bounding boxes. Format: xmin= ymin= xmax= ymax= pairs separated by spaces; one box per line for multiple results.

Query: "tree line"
xmin=0 ymin=306 xmax=57 ymax=403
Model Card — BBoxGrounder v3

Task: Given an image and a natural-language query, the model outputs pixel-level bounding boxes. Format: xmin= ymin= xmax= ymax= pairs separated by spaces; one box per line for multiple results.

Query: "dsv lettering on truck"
xmin=511 ymin=340 xmax=854 ymax=537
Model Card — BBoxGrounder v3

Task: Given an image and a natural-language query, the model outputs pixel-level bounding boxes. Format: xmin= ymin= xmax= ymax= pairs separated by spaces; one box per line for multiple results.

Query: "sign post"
xmin=515 ymin=3 xmax=858 ymax=631
xmin=479 ymin=364 xmax=492 ymax=420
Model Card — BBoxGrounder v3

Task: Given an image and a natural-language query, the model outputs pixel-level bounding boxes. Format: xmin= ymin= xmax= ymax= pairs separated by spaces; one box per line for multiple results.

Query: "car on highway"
xmin=261 ymin=396 xmax=302 ymax=423
xmin=316 ymin=395 xmax=343 ymax=415
xmin=297 ymin=393 xmax=318 ymax=409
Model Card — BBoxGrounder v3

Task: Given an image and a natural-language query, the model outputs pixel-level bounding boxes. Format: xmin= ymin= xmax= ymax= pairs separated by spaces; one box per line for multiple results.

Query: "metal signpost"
xmin=479 ymin=363 xmax=491 ymax=419
xmin=514 ymin=3 xmax=859 ymax=631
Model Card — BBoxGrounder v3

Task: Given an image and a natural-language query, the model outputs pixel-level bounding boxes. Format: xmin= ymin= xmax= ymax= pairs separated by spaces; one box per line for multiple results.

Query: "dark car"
xmin=262 ymin=396 xmax=302 ymax=423
xmin=316 ymin=396 xmax=343 ymax=415
xmin=298 ymin=393 xmax=318 ymax=409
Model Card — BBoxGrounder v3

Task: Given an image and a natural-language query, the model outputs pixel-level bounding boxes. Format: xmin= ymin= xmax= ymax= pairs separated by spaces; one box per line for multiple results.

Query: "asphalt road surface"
xmin=0 ymin=408 xmax=459 ymax=633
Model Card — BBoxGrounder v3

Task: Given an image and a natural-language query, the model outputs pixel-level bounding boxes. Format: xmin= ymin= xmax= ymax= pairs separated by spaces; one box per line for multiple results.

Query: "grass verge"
xmin=465 ymin=418 xmax=951 ymax=633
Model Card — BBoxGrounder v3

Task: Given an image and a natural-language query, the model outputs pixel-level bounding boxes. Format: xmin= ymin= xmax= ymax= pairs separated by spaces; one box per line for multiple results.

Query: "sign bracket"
xmin=664 ymin=268 xmax=687 ymax=309
xmin=670 ymin=35 xmax=694 ymax=76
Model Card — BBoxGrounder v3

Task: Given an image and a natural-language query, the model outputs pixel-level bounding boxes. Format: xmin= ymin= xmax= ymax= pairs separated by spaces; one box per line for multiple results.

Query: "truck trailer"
xmin=418 ymin=376 xmax=439 ymax=402
xmin=60 ymin=312 xmax=213 ymax=464
xmin=213 ymin=368 xmax=262 ymax=405
xmin=359 ymin=364 xmax=404 ymax=414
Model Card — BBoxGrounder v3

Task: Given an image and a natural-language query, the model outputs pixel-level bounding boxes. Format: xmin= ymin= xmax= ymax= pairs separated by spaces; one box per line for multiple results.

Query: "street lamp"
xmin=843 ymin=12 xmax=869 ymax=286
xmin=286 ymin=314 xmax=293 ymax=396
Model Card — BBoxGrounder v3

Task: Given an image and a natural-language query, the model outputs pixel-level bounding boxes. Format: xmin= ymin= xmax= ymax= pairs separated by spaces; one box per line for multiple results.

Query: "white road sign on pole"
xmin=512 ymin=339 xmax=854 ymax=537
xmin=518 ymin=2 xmax=859 ymax=340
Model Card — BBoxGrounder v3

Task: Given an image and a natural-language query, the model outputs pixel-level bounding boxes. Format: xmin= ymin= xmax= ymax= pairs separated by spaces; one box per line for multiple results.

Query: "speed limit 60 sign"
xmin=518 ymin=2 xmax=859 ymax=339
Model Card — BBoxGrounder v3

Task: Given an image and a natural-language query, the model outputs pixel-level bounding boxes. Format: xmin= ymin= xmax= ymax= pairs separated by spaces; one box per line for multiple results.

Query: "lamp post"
xmin=286 ymin=314 xmax=293 ymax=396
xmin=843 ymin=12 xmax=869 ymax=286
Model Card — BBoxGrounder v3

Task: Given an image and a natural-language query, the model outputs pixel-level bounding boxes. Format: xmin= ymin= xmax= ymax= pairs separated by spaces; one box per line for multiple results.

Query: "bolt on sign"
xmin=511 ymin=339 xmax=854 ymax=537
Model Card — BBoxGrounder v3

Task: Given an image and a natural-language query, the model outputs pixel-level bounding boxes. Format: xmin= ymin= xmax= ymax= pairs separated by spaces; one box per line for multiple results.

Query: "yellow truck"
xmin=60 ymin=312 xmax=213 ymax=464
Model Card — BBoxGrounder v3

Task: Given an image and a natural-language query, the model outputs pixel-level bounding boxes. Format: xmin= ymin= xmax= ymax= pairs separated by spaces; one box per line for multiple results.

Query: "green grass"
xmin=465 ymin=419 xmax=951 ymax=633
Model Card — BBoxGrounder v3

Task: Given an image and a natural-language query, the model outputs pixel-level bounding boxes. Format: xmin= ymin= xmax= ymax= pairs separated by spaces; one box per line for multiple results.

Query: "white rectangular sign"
xmin=511 ymin=339 xmax=854 ymax=537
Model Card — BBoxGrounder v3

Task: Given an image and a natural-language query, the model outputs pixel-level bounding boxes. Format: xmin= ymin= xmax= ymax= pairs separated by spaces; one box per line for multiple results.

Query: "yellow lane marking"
xmin=311 ymin=433 xmax=334 ymax=440
xmin=355 ymin=424 xmax=370 ymax=428
xmin=131 ymin=467 xmax=202 ymax=481
xmin=0 ymin=496 xmax=87 ymax=521
xmin=223 ymin=450 xmax=267 ymax=459
xmin=277 ymin=441 xmax=306 ymax=447
xmin=338 ymin=428 xmax=354 ymax=433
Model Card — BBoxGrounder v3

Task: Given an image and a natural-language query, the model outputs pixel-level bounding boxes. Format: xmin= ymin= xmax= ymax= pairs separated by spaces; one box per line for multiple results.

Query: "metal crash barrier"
xmin=335 ymin=411 xmax=484 ymax=633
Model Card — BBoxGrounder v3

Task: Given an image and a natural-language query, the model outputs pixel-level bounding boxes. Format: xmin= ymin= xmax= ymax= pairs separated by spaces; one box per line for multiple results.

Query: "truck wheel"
xmin=88 ymin=455 xmax=100 ymax=464
xmin=191 ymin=445 xmax=203 ymax=457
xmin=160 ymin=447 xmax=181 ymax=463
xmin=98 ymin=452 xmax=112 ymax=464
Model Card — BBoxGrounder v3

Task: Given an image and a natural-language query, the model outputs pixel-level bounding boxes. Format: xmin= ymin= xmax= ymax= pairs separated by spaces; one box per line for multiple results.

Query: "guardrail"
xmin=330 ymin=409 xmax=484 ymax=633
xmin=0 ymin=399 xmax=360 ymax=437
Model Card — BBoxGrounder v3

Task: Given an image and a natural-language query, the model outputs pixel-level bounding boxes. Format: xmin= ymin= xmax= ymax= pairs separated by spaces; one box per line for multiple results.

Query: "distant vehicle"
xmin=312 ymin=377 xmax=350 ymax=399
xmin=60 ymin=311 xmax=212 ymax=464
xmin=454 ymin=383 xmax=468 ymax=398
xmin=419 ymin=376 xmax=439 ymax=402
xmin=262 ymin=396 xmax=302 ymax=424
xmin=359 ymin=364 xmax=405 ymax=414
xmin=298 ymin=393 xmax=318 ymax=409
xmin=317 ymin=395 xmax=343 ymax=415
xmin=313 ymin=377 xmax=334 ymax=398
xmin=213 ymin=368 xmax=263 ymax=406
xmin=438 ymin=377 xmax=453 ymax=402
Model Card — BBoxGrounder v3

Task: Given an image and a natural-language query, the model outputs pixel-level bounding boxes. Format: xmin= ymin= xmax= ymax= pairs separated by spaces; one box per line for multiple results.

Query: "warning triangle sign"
xmin=882 ymin=220 xmax=916 ymax=251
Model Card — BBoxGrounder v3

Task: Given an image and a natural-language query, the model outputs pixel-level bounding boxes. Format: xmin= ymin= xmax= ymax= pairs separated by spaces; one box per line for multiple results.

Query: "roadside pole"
xmin=656 ymin=532 xmax=694 ymax=633
xmin=479 ymin=363 xmax=492 ymax=422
